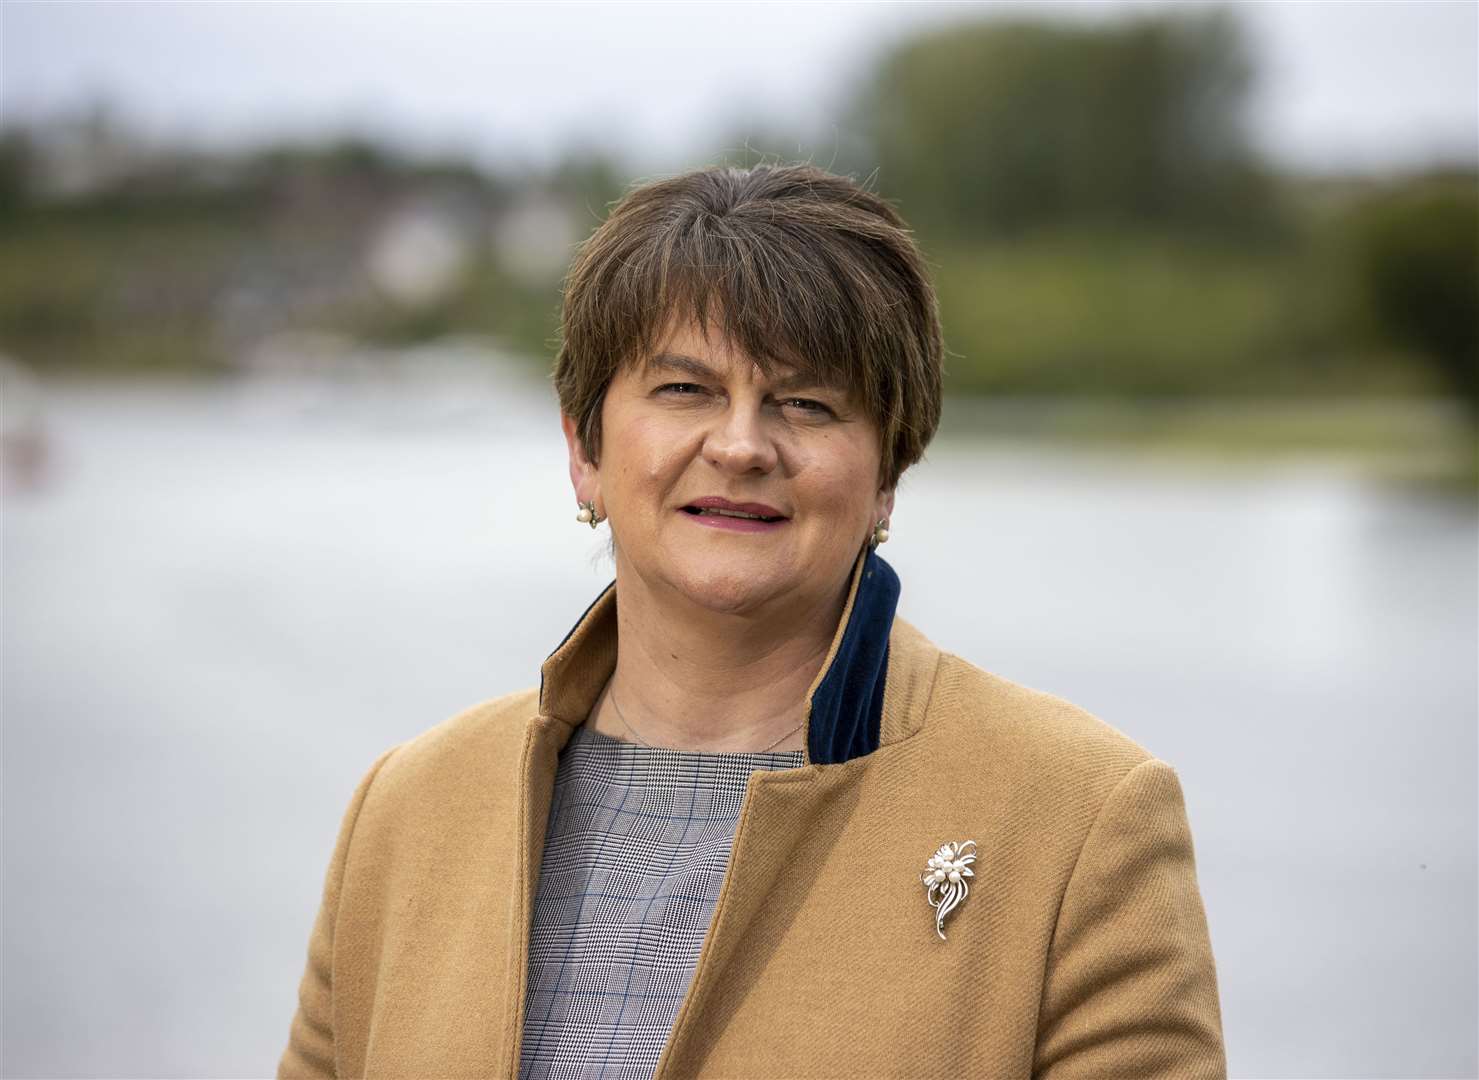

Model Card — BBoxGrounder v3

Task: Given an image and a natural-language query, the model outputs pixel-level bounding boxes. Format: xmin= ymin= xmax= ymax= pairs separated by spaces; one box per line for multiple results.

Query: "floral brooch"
xmin=921 ymin=840 xmax=977 ymax=941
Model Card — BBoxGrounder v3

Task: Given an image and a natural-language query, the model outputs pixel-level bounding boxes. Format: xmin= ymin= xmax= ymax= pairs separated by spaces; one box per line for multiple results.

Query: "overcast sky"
xmin=3 ymin=1 xmax=1475 ymax=174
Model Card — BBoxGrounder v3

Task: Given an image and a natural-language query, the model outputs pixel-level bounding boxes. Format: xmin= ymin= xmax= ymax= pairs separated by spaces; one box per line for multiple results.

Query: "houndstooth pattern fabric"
xmin=518 ymin=723 xmax=804 ymax=1080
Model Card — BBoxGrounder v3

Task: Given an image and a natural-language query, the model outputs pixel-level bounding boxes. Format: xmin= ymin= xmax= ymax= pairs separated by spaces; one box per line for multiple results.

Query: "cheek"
xmin=793 ymin=436 xmax=880 ymax=522
xmin=605 ymin=416 xmax=698 ymax=497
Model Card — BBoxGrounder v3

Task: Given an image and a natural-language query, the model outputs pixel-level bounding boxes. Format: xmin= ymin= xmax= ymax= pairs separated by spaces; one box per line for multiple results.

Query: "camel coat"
xmin=279 ymin=552 xmax=1225 ymax=1078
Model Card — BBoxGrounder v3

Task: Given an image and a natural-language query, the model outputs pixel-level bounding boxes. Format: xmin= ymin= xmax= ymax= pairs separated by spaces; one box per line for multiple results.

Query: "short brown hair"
xmin=553 ymin=163 xmax=943 ymax=489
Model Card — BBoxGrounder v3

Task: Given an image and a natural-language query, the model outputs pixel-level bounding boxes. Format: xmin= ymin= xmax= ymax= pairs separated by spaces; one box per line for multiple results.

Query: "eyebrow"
xmin=645 ymin=353 xmax=717 ymax=382
xmin=645 ymin=352 xmax=832 ymax=394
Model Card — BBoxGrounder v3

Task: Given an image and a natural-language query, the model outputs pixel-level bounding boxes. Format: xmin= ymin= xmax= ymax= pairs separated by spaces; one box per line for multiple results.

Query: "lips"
xmin=680 ymin=496 xmax=787 ymax=522
xmin=677 ymin=497 xmax=792 ymax=529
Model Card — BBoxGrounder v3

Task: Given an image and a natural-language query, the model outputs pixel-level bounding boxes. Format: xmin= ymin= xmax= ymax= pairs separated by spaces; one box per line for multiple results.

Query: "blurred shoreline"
xmin=7 ymin=364 xmax=1474 ymax=497
xmin=940 ymin=392 xmax=1477 ymax=491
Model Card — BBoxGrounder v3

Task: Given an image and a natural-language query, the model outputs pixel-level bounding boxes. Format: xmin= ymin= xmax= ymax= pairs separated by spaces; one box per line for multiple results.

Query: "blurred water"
xmin=3 ymin=376 xmax=1475 ymax=1078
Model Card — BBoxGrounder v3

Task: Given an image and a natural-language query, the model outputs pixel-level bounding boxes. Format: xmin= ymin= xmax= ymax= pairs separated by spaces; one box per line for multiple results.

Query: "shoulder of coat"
xmin=368 ymin=686 xmax=541 ymax=796
xmin=925 ymin=649 xmax=1156 ymax=797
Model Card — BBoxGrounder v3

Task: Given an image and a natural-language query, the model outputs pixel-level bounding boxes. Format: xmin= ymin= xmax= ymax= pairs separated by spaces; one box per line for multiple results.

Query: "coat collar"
xmin=537 ymin=548 xmax=905 ymax=767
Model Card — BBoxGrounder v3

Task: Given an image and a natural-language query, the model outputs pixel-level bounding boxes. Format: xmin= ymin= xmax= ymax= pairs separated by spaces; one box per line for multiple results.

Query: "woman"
xmin=279 ymin=164 xmax=1225 ymax=1079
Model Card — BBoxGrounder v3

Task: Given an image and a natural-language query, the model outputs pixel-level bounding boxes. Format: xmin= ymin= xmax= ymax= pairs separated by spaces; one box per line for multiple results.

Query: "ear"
xmin=875 ymin=484 xmax=896 ymax=526
xmin=561 ymin=414 xmax=600 ymax=510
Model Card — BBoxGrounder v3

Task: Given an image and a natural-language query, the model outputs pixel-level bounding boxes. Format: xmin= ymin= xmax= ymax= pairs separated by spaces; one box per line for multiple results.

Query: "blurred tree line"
xmin=860 ymin=12 xmax=1270 ymax=238
xmin=0 ymin=10 xmax=1474 ymax=414
xmin=833 ymin=13 xmax=1476 ymax=409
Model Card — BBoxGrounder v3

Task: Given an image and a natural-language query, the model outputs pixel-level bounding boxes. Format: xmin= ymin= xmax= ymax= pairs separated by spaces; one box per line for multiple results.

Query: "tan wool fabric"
xmin=279 ymin=560 xmax=1226 ymax=1078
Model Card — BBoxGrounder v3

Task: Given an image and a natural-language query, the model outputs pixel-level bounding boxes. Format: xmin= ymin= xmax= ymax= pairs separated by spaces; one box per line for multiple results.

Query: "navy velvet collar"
xmin=806 ymin=550 xmax=901 ymax=765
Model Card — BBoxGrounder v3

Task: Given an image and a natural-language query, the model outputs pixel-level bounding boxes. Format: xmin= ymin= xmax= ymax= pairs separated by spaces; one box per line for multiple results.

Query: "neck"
xmin=587 ymin=564 xmax=854 ymax=754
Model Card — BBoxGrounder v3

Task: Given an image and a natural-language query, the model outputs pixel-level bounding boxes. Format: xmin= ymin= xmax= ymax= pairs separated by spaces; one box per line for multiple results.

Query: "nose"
xmin=703 ymin=400 xmax=778 ymax=475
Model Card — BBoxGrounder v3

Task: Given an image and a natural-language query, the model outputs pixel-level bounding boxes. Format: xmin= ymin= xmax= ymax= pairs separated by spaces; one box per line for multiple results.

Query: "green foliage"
xmin=856 ymin=12 xmax=1275 ymax=239
xmin=0 ymin=130 xmax=37 ymax=216
xmin=1345 ymin=180 xmax=1478 ymax=406
xmin=931 ymin=230 xmax=1375 ymax=397
xmin=0 ymin=208 xmax=249 ymax=371
xmin=350 ymin=259 xmax=563 ymax=357
xmin=544 ymin=153 xmax=628 ymax=226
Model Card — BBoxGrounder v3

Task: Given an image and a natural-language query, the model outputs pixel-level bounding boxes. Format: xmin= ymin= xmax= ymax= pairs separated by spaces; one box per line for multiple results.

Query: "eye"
xmin=780 ymin=397 xmax=833 ymax=416
xmin=655 ymin=382 xmax=707 ymax=397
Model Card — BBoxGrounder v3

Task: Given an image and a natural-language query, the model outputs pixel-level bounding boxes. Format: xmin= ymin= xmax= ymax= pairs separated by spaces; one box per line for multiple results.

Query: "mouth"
xmin=679 ymin=498 xmax=789 ymax=532
xmin=680 ymin=506 xmax=787 ymax=523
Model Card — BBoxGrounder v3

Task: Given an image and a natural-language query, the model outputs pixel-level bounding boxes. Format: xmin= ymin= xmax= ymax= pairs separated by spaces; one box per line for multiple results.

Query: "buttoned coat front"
xmin=279 ymin=553 xmax=1226 ymax=1078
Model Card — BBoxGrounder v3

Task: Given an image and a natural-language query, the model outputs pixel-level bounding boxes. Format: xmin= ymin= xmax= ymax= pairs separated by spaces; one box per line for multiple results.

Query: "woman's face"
xmin=563 ymin=320 xmax=894 ymax=618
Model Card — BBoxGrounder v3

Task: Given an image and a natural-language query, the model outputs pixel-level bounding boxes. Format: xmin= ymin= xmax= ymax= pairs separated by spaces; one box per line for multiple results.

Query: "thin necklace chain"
xmin=606 ymin=681 xmax=805 ymax=753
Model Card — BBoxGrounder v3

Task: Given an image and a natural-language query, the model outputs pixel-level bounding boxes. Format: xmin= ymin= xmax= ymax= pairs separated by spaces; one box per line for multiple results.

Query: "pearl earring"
xmin=575 ymin=500 xmax=603 ymax=528
xmin=871 ymin=518 xmax=890 ymax=548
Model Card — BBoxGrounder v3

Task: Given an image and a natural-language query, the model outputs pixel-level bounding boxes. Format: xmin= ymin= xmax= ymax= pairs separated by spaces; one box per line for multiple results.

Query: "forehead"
xmin=634 ymin=320 xmax=841 ymax=390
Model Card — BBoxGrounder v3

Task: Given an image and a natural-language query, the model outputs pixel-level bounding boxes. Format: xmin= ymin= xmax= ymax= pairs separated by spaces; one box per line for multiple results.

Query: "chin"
xmin=666 ymin=559 xmax=787 ymax=616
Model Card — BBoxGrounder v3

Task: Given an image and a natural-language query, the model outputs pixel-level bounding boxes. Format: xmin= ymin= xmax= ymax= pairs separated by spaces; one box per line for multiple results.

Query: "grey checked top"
xmin=517 ymin=723 xmax=804 ymax=1080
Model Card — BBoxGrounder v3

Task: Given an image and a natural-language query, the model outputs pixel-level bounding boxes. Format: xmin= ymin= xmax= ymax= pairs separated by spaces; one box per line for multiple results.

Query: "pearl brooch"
xmin=921 ymin=840 xmax=977 ymax=941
